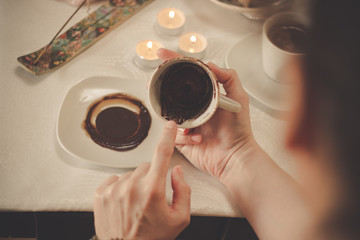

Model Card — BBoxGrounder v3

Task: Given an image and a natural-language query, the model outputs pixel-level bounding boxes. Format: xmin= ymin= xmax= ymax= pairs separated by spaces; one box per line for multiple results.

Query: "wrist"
xmin=219 ymin=138 xmax=264 ymax=187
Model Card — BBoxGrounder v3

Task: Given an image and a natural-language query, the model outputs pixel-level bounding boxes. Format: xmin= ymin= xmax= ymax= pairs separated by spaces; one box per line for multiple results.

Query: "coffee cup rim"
xmin=148 ymin=57 xmax=220 ymax=128
xmin=263 ymin=11 xmax=310 ymax=55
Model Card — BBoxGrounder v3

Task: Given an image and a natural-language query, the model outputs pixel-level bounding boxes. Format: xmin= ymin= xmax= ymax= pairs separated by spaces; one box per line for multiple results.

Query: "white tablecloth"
xmin=0 ymin=0 xmax=295 ymax=217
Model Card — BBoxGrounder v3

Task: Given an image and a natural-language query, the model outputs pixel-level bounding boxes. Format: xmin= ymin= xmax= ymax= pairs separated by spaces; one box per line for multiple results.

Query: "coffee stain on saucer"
xmin=83 ymin=93 xmax=151 ymax=152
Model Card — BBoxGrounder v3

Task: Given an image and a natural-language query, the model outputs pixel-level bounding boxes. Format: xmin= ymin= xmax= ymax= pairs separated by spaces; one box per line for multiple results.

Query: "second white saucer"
xmin=225 ymin=31 xmax=290 ymax=112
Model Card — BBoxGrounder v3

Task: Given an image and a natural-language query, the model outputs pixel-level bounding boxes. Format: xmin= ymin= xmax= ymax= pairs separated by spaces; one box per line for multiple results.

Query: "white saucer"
xmin=225 ymin=30 xmax=290 ymax=112
xmin=56 ymin=76 xmax=162 ymax=168
xmin=209 ymin=0 xmax=292 ymax=20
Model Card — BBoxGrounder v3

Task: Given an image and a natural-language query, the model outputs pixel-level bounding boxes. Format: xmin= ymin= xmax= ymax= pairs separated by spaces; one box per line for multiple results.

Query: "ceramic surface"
xmin=209 ymin=0 xmax=292 ymax=20
xmin=57 ymin=76 xmax=163 ymax=168
xmin=17 ymin=0 xmax=154 ymax=75
xmin=225 ymin=31 xmax=290 ymax=112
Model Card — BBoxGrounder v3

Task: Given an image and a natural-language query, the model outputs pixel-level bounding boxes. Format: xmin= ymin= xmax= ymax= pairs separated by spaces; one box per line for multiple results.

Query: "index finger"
xmin=148 ymin=121 xmax=177 ymax=182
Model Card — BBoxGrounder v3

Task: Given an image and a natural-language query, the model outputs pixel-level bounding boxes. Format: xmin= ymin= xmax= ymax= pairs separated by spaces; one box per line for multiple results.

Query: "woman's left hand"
xmin=93 ymin=121 xmax=191 ymax=240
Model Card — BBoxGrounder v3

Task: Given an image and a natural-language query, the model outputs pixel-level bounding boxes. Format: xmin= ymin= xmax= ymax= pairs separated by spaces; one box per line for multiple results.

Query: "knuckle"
xmin=123 ymin=181 xmax=135 ymax=196
xmin=94 ymin=190 xmax=109 ymax=206
xmin=184 ymin=214 xmax=191 ymax=226
xmin=93 ymin=191 xmax=104 ymax=204
xmin=135 ymin=208 xmax=145 ymax=221
xmin=116 ymin=187 xmax=129 ymax=203
xmin=241 ymin=91 xmax=249 ymax=102
xmin=149 ymin=187 xmax=159 ymax=198
xmin=180 ymin=214 xmax=191 ymax=228
xmin=107 ymin=186 xmax=117 ymax=200
xmin=140 ymin=162 xmax=151 ymax=168
xmin=136 ymin=162 xmax=150 ymax=173
xmin=95 ymin=186 xmax=104 ymax=198
xmin=155 ymin=143 xmax=172 ymax=157
xmin=95 ymin=186 xmax=113 ymax=204
xmin=146 ymin=185 xmax=161 ymax=201
xmin=184 ymin=184 xmax=191 ymax=196
xmin=227 ymin=69 xmax=237 ymax=77
xmin=105 ymin=181 xmax=121 ymax=201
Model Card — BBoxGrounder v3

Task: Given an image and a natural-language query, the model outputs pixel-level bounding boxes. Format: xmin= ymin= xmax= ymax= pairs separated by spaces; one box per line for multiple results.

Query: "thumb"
xmin=207 ymin=62 xmax=245 ymax=103
xmin=171 ymin=166 xmax=191 ymax=214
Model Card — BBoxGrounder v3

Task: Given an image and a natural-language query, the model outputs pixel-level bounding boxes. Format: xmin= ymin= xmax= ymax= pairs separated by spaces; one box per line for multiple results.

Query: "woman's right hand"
xmin=157 ymin=49 xmax=258 ymax=182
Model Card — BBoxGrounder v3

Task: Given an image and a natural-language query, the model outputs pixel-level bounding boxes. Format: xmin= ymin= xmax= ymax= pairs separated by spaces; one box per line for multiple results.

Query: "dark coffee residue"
xmin=160 ymin=62 xmax=213 ymax=124
xmin=83 ymin=93 xmax=151 ymax=152
xmin=269 ymin=25 xmax=308 ymax=53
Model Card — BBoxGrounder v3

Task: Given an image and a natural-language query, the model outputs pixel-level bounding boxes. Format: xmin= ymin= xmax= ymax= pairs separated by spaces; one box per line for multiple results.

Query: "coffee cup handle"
xmin=218 ymin=94 xmax=241 ymax=112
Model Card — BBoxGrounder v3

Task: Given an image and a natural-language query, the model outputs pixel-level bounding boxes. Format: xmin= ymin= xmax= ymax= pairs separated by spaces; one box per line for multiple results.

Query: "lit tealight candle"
xmin=156 ymin=8 xmax=185 ymax=36
xmin=135 ymin=40 xmax=164 ymax=68
xmin=178 ymin=32 xmax=207 ymax=59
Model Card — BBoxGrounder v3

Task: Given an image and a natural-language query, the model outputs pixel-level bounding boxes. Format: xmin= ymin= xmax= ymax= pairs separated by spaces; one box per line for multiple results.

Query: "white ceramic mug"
xmin=262 ymin=12 xmax=309 ymax=83
xmin=148 ymin=57 xmax=241 ymax=128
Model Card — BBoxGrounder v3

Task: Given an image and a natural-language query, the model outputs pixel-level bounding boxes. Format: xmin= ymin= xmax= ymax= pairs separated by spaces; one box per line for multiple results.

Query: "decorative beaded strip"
xmin=17 ymin=0 xmax=154 ymax=75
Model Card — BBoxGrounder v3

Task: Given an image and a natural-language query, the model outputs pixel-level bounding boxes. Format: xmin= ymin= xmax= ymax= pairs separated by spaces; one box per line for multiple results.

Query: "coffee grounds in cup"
xmin=159 ymin=62 xmax=213 ymax=124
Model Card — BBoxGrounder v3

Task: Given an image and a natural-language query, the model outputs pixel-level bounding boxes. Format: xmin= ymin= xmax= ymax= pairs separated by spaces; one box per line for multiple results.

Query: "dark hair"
xmin=303 ymin=0 xmax=360 ymax=238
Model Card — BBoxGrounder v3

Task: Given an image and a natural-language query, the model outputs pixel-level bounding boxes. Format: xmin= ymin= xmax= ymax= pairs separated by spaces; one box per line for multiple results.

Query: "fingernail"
xmin=157 ymin=48 xmax=164 ymax=55
xmin=112 ymin=175 xmax=120 ymax=181
xmin=165 ymin=121 xmax=177 ymax=129
xmin=178 ymin=128 xmax=189 ymax=134
xmin=191 ymin=135 xmax=202 ymax=143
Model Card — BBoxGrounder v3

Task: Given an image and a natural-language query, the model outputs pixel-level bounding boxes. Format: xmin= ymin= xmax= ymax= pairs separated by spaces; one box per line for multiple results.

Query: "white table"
xmin=0 ymin=0 xmax=295 ymax=217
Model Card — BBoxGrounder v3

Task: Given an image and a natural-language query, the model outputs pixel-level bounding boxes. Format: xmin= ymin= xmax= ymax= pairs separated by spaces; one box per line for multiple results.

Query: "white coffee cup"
xmin=148 ymin=57 xmax=241 ymax=129
xmin=262 ymin=12 xmax=309 ymax=83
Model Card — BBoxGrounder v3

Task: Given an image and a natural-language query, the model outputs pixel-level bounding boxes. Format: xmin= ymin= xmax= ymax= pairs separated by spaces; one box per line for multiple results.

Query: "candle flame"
xmin=190 ymin=35 xmax=197 ymax=43
xmin=169 ymin=10 xmax=175 ymax=18
xmin=147 ymin=41 xmax=153 ymax=49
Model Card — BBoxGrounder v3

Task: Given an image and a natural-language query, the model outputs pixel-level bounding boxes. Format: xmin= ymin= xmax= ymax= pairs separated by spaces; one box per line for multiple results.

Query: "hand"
xmin=93 ymin=121 xmax=191 ymax=240
xmin=157 ymin=49 xmax=257 ymax=181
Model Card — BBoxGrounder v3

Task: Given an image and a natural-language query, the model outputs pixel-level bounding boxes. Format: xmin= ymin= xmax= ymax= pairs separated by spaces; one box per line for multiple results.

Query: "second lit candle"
xmin=156 ymin=8 xmax=185 ymax=36
xmin=178 ymin=32 xmax=207 ymax=59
